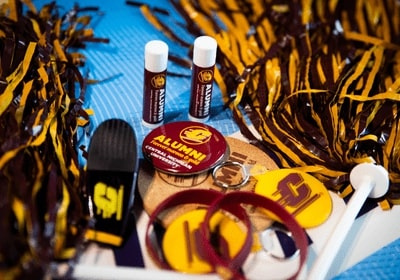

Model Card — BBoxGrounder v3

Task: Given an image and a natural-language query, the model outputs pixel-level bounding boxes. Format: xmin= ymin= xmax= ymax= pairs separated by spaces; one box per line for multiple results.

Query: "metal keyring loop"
xmin=212 ymin=160 xmax=250 ymax=189
xmin=259 ymin=226 xmax=300 ymax=261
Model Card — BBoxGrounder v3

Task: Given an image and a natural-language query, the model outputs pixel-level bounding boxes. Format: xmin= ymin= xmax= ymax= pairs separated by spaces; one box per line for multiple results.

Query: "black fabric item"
xmin=86 ymin=119 xmax=139 ymax=247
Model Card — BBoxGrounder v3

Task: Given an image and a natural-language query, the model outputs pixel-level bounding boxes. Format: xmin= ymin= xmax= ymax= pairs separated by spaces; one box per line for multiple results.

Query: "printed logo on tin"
xmin=151 ymin=74 xmax=166 ymax=88
xmin=273 ymin=172 xmax=320 ymax=214
xmin=255 ymin=169 xmax=332 ymax=228
xmin=180 ymin=126 xmax=212 ymax=145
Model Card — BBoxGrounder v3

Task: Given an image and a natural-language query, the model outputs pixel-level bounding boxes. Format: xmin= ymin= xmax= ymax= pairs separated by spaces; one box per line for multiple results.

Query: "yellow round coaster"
xmin=162 ymin=208 xmax=247 ymax=273
xmin=255 ymin=169 xmax=332 ymax=228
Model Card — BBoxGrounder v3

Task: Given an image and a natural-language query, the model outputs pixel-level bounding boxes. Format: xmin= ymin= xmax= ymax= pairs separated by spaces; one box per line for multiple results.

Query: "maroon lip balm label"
xmin=142 ymin=69 xmax=166 ymax=125
xmin=189 ymin=65 xmax=214 ymax=120
xmin=142 ymin=121 xmax=228 ymax=174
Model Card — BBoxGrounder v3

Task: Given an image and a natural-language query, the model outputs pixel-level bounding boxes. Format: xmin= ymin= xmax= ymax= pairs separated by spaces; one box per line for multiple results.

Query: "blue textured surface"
xmin=333 ymin=238 xmax=400 ymax=280
xmin=32 ymin=0 xmax=400 ymax=278
xmin=33 ymin=0 xmax=239 ymax=159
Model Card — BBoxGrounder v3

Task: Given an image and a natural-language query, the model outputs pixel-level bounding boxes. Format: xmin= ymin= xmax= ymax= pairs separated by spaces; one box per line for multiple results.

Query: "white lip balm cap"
xmin=193 ymin=36 xmax=217 ymax=68
xmin=145 ymin=40 xmax=169 ymax=73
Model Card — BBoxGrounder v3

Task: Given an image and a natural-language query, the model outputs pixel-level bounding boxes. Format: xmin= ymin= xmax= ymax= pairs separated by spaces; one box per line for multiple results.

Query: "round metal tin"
xmin=142 ymin=121 xmax=228 ymax=175
xmin=254 ymin=169 xmax=332 ymax=228
xmin=162 ymin=208 xmax=246 ymax=273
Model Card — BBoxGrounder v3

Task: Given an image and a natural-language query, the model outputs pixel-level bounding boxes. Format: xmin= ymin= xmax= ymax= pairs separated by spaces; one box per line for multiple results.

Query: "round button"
xmin=255 ymin=169 xmax=332 ymax=228
xmin=142 ymin=121 xmax=228 ymax=175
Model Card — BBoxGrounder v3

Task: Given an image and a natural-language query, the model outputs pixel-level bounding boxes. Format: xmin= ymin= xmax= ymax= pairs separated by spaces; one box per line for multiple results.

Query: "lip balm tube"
xmin=142 ymin=40 xmax=168 ymax=128
xmin=188 ymin=36 xmax=217 ymax=122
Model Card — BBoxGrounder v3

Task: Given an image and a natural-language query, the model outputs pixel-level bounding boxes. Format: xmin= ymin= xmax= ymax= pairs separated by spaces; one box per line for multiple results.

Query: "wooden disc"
xmin=138 ymin=136 xmax=279 ymax=227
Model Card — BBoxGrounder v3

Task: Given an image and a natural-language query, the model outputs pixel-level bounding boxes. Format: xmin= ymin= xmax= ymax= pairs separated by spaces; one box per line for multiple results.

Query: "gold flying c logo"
xmin=180 ymin=126 xmax=212 ymax=145
xmin=151 ymin=74 xmax=166 ymax=88
xmin=198 ymin=70 xmax=213 ymax=83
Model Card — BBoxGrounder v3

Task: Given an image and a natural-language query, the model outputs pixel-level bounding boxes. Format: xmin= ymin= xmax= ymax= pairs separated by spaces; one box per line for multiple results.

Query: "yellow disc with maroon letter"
xmin=162 ymin=208 xmax=247 ymax=273
xmin=254 ymin=169 xmax=332 ymax=228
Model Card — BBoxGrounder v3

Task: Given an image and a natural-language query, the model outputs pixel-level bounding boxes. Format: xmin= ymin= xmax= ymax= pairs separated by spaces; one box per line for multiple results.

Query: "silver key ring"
xmin=259 ymin=226 xmax=300 ymax=261
xmin=212 ymin=160 xmax=250 ymax=189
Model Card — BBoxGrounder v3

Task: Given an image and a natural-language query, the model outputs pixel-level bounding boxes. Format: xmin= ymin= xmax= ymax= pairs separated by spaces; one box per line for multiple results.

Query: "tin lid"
xmin=254 ymin=169 xmax=332 ymax=228
xmin=142 ymin=121 xmax=228 ymax=175
xmin=162 ymin=208 xmax=246 ymax=273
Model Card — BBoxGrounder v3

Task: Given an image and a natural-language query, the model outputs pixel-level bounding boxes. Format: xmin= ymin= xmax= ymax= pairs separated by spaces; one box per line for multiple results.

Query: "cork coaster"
xmin=138 ymin=136 xmax=279 ymax=227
